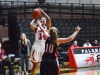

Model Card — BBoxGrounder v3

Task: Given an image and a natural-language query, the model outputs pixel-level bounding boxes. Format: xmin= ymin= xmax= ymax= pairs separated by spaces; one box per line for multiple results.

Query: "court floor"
xmin=36 ymin=67 xmax=100 ymax=75
xmin=13 ymin=66 xmax=100 ymax=75
xmin=9 ymin=62 xmax=100 ymax=75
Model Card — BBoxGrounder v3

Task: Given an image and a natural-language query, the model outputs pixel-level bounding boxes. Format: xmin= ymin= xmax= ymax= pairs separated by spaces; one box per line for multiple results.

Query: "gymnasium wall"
xmin=0 ymin=16 xmax=100 ymax=54
xmin=0 ymin=1 xmax=100 ymax=54
xmin=18 ymin=18 xmax=100 ymax=51
xmin=0 ymin=25 xmax=8 ymax=42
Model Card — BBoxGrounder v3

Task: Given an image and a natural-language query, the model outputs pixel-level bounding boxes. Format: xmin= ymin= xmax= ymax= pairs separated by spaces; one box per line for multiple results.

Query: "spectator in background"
xmin=83 ymin=40 xmax=92 ymax=47
xmin=70 ymin=40 xmax=79 ymax=49
xmin=18 ymin=33 xmax=31 ymax=75
xmin=0 ymin=43 xmax=14 ymax=75
xmin=92 ymin=40 xmax=99 ymax=46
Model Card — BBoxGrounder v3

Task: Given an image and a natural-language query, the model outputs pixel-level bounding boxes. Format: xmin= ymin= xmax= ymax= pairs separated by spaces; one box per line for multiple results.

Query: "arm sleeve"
xmin=29 ymin=40 xmax=31 ymax=50
xmin=18 ymin=40 xmax=21 ymax=56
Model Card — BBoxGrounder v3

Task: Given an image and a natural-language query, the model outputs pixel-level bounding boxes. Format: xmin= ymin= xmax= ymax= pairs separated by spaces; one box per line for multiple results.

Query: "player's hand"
xmin=29 ymin=58 xmax=33 ymax=62
xmin=36 ymin=20 xmax=42 ymax=26
xmin=75 ymin=25 xmax=81 ymax=32
xmin=0 ymin=59 xmax=2 ymax=61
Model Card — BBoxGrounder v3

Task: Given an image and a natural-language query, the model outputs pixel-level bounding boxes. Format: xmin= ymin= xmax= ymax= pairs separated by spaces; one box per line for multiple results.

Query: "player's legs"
xmin=30 ymin=49 xmax=39 ymax=75
xmin=40 ymin=59 xmax=60 ymax=75
xmin=40 ymin=60 xmax=48 ymax=75
xmin=31 ymin=47 xmax=39 ymax=75
xmin=48 ymin=59 xmax=60 ymax=75
xmin=31 ymin=49 xmax=39 ymax=75
xmin=31 ymin=62 xmax=38 ymax=75
xmin=31 ymin=44 xmax=44 ymax=75
xmin=56 ymin=60 xmax=60 ymax=75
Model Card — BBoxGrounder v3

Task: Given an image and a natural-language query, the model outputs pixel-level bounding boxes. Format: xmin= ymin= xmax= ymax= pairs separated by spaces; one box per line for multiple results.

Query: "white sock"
xmin=26 ymin=71 xmax=28 ymax=75
xmin=22 ymin=71 xmax=24 ymax=75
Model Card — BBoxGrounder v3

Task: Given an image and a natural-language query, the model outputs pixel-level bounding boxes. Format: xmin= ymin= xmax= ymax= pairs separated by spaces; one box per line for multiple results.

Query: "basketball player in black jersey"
xmin=37 ymin=20 xmax=81 ymax=75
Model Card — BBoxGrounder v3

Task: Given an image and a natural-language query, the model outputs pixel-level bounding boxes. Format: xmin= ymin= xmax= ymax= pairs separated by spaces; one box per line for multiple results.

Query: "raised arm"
xmin=29 ymin=19 xmax=37 ymax=31
xmin=39 ymin=8 xmax=51 ymax=31
xmin=37 ymin=20 xmax=49 ymax=37
xmin=57 ymin=26 xmax=81 ymax=45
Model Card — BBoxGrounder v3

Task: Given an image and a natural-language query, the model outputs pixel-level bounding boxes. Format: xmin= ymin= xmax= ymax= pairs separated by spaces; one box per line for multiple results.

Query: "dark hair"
xmin=50 ymin=27 xmax=58 ymax=44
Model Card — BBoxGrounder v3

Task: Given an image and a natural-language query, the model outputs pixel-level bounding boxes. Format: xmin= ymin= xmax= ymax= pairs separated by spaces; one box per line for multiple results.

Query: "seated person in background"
xmin=83 ymin=40 xmax=92 ymax=47
xmin=0 ymin=43 xmax=14 ymax=75
xmin=92 ymin=40 xmax=99 ymax=46
xmin=70 ymin=40 xmax=79 ymax=49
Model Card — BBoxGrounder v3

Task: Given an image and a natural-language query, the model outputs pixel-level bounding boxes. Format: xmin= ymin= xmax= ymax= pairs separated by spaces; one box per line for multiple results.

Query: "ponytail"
xmin=50 ymin=27 xmax=58 ymax=44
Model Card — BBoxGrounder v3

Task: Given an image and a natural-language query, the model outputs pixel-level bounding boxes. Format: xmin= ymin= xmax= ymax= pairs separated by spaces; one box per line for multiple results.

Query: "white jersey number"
xmin=39 ymin=32 xmax=46 ymax=40
xmin=45 ymin=44 xmax=53 ymax=53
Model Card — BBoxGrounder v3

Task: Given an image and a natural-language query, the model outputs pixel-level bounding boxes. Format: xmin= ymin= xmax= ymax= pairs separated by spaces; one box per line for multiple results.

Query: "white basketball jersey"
xmin=34 ymin=26 xmax=47 ymax=44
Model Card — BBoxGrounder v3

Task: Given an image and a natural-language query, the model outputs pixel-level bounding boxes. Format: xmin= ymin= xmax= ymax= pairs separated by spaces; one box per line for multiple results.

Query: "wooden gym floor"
xmin=14 ymin=67 xmax=100 ymax=75
xmin=13 ymin=62 xmax=100 ymax=75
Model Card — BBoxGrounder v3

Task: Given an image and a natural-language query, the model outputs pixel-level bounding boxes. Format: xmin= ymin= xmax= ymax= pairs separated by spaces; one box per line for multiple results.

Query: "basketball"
xmin=32 ymin=8 xmax=42 ymax=19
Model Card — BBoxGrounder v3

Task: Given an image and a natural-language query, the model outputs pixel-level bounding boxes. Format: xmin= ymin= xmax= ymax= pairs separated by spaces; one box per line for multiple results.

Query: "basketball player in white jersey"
xmin=29 ymin=8 xmax=51 ymax=75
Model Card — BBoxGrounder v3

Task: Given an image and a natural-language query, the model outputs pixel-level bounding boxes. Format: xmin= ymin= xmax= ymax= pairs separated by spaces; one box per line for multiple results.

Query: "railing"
xmin=0 ymin=1 xmax=100 ymax=18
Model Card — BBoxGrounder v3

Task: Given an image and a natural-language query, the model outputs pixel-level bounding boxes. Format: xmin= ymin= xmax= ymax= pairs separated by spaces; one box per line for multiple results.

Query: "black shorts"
xmin=40 ymin=59 xmax=60 ymax=75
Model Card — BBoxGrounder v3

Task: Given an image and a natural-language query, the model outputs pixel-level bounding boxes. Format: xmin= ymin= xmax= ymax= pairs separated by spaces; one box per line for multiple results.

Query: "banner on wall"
xmin=69 ymin=46 xmax=100 ymax=68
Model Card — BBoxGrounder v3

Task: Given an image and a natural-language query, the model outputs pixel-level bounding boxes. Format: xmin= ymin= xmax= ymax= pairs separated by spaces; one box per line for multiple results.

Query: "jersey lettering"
xmin=45 ymin=44 xmax=53 ymax=53
xmin=45 ymin=44 xmax=48 ymax=52
xmin=38 ymin=31 xmax=46 ymax=40
xmin=39 ymin=32 xmax=42 ymax=40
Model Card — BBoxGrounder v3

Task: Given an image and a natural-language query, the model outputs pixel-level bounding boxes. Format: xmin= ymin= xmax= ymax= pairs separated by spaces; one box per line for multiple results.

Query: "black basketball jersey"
xmin=42 ymin=37 xmax=59 ymax=60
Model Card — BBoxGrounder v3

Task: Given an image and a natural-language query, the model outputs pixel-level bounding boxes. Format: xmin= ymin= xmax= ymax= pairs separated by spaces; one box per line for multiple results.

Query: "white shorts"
xmin=31 ymin=43 xmax=45 ymax=63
